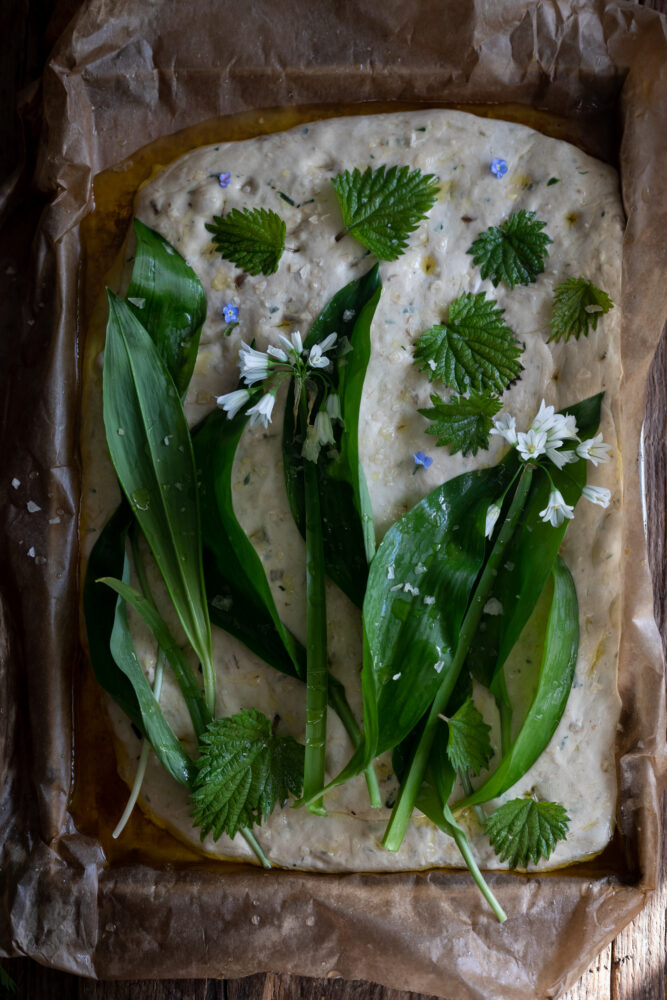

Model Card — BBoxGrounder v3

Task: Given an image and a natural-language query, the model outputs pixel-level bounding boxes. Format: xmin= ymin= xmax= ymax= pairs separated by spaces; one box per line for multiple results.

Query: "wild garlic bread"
xmin=83 ymin=109 xmax=623 ymax=907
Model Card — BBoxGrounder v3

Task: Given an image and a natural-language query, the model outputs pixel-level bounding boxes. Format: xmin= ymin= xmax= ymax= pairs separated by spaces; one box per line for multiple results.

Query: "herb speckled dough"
xmin=82 ymin=109 xmax=623 ymax=871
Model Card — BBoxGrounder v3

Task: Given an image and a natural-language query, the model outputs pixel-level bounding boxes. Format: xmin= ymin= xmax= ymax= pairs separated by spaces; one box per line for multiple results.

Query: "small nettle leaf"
xmin=191 ymin=708 xmax=304 ymax=839
xmin=413 ymin=292 xmax=523 ymax=394
xmin=419 ymin=390 xmax=502 ymax=456
xmin=445 ymin=697 xmax=494 ymax=776
xmin=485 ymin=798 xmax=570 ymax=868
xmin=549 ymin=277 xmax=613 ymax=342
xmin=206 ymin=208 xmax=286 ymax=275
xmin=467 ymin=210 xmax=552 ymax=289
xmin=332 ymin=165 xmax=439 ymax=261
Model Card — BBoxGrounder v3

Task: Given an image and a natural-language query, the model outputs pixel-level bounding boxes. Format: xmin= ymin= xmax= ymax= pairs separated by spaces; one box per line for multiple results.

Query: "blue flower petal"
xmin=490 ymin=158 xmax=508 ymax=179
xmin=413 ymin=451 xmax=433 ymax=469
xmin=218 ymin=172 xmax=231 ymax=188
xmin=223 ymin=302 xmax=240 ymax=323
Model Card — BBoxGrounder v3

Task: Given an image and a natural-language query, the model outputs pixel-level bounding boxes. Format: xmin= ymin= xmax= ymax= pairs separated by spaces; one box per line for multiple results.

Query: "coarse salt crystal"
xmin=434 ymin=660 xmax=445 ymax=673
xmin=484 ymin=597 xmax=503 ymax=616
xmin=404 ymin=583 xmax=419 ymax=596
xmin=387 ymin=565 xmax=395 ymax=580
xmin=423 ymin=596 xmax=436 ymax=605
xmin=27 ymin=546 xmax=35 ymax=558
xmin=26 ymin=501 xmax=41 ymax=513
xmin=11 ymin=478 xmax=20 ymax=489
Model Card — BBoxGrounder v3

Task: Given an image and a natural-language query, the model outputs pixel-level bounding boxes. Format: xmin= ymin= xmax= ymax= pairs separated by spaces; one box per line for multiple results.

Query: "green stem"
xmin=461 ymin=771 xmax=487 ymax=828
xmin=328 ymin=680 xmax=381 ymax=808
xmin=443 ymin=804 xmax=507 ymax=923
xmin=302 ymin=395 xmax=328 ymax=815
xmin=240 ymin=827 xmax=272 ymax=868
xmin=382 ymin=466 xmax=534 ymax=852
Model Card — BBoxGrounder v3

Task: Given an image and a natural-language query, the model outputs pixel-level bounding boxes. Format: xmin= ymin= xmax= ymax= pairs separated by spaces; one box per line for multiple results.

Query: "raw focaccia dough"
xmin=83 ymin=109 xmax=623 ymax=871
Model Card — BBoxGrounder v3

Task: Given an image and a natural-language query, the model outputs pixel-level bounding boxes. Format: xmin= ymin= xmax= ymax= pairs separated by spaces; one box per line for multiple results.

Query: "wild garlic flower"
xmin=581 ymin=485 xmax=611 ymax=507
xmin=489 ymin=412 xmax=518 ymax=446
xmin=539 ymin=489 xmax=575 ymax=527
xmin=576 ymin=434 xmax=612 ymax=466
xmin=239 ymin=342 xmax=272 ymax=386
xmin=308 ymin=333 xmax=338 ymax=369
xmin=246 ymin=392 xmax=276 ymax=429
xmin=216 ymin=388 xmax=250 ymax=419
xmin=485 ymin=503 xmax=501 ymax=539
xmin=326 ymin=394 xmax=342 ymax=421
xmin=314 ymin=410 xmax=335 ymax=446
xmin=516 ymin=428 xmax=547 ymax=461
xmin=302 ymin=424 xmax=321 ymax=463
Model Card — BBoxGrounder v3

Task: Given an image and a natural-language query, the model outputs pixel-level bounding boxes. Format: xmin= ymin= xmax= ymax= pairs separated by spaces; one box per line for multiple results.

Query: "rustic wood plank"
xmin=561 ymin=944 xmax=613 ymax=1000
xmin=78 ymin=977 xmax=225 ymax=999
xmin=226 ymin=973 xmax=440 ymax=1000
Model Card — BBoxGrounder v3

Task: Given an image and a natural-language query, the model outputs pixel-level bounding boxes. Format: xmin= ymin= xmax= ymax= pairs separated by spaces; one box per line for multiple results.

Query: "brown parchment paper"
xmin=2 ymin=2 xmax=667 ymax=997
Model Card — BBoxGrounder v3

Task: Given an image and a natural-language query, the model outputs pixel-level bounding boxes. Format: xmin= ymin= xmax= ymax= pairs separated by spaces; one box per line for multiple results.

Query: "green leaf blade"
xmin=467 ymin=210 xmax=552 ymax=289
xmin=332 ymin=165 xmax=439 ymax=261
xmin=107 ymin=556 xmax=197 ymax=787
xmin=127 ymin=219 xmax=207 ymax=397
xmin=420 ymin=390 xmax=502 ymax=456
xmin=486 ymin=799 xmax=570 ymax=868
xmin=549 ymin=277 xmax=613 ymax=342
xmin=191 ymin=709 xmax=304 ymax=839
xmin=457 ymin=554 xmax=579 ymax=809
xmin=102 ymin=292 xmax=213 ymax=702
xmin=206 ymin=207 xmax=286 ymax=275
xmin=414 ymin=292 xmax=523 ymax=394
xmin=446 ymin=697 xmax=493 ymax=776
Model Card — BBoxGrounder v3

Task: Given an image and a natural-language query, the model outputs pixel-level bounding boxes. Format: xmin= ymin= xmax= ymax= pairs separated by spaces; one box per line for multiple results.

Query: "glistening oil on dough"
xmin=82 ymin=109 xmax=623 ymax=872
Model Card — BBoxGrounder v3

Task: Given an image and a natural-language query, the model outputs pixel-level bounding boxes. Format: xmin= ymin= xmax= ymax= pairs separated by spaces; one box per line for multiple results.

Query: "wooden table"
xmin=2 ymin=1 xmax=666 ymax=997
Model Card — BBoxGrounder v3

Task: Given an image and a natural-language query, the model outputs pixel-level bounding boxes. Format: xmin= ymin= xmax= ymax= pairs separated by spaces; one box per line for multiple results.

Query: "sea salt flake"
xmin=392 ymin=673 xmax=402 ymax=681
xmin=127 ymin=297 xmax=146 ymax=308
xmin=27 ymin=546 xmax=36 ymax=558
xmin=423 ymin=596 xmax=436 ymax=605
xmin=49 ymin=516 xmax=61 ymax=525
xmin=11 ymin=478 xmax=20 ymax=489
xmin=26 ymin=501 xmax=41 ymax=513
xmin=387 ymin=565 xmax=395 ymax=580
xmin=484 ymin=597 xmax=503 ymax=616
xmin=390 ymin=584 xmax=403 ymax=592
xmin=414 ymin=562 xmax=427 ymax=574
xmin=403 ymin=583 xmax=419 ymax=596
xmin=342 ymin=309 xmax=356 ymax=322
xmin=434 ymin=660 xmax=445 ymax=673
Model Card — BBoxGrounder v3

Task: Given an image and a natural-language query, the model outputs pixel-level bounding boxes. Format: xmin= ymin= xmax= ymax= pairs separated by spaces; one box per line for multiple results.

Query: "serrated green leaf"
xmin=206 ymin=207 xmax=286 ymax=275
xmin=191 ymin=709 xmax=304 ymax=839
xmin=467 ymin=210 xmax=552 ymax=288
xmin=486 ymin=798 xmax=570 ymax=868
xmin=549 ymin=277 xmax=613 ymax=342
xmin=445 ymin=697 xmax=493 ymax=776
xmin=419 ymin=390 xmax=501 ymax=455
xmin=332 ymin=165 xmax=439 ymax=261
xmin=413 ymin=292 xmax=523 ymax=394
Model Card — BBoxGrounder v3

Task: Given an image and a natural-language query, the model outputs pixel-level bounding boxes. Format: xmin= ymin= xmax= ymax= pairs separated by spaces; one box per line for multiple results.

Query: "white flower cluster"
xmin=215 ymin=330 xmax=338 ymax=430
xmin=487 ymin=400 xmax=612 ymax=532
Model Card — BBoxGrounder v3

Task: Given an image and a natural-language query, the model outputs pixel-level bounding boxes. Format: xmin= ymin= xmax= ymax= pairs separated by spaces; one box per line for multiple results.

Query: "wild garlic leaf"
xmin=103 ymin=292 xmax=214 ymax=713
xmin=331 ymin=165 xmax=439 ymax=261
xmin=413 ymin=292 xmax=523 ymax=394
xmin=419 ymin=390 xmax=502 ymax=456
xmin=127 ymin=219 xmax=207 ymax=397
xmin=486 ymin=798 xmax=570 ymax=868
xmin=0 ymin=967 xmax=17 ymax=998
xmin=191 ymin=709 xmax=304 ymax=839
xmin=467 ymin=210 xmax=552 ymax=288
xmin=206 ymin=207 xmax=286 ymax=275
xmin=549 ymin=277 xmax=613 ymax=342
xmin=445 ymin=697 xmax=493 ymax=776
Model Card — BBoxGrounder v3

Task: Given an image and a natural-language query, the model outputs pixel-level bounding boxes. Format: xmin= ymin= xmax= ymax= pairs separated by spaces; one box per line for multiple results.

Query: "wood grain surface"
xmin=2 ymin=1 xmax=666 ymax=998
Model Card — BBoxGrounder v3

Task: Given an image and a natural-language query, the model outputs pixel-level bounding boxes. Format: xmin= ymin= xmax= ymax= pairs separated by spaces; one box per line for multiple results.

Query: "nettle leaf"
xmin=445 ymin=697 xmax=493 ymax=776
xmin=206 ymin=207 xmax=286 ymax=275
xmin=420 ymin=390 xmax=501 ymax=456
xmin=332 ymin=165 xmax=439 ymax=261
xmin=486 ymin=798 xmax=570 ymax=868
xmin=413 ymin=292 xmax=523 ymax=394
xmin=549 ymin=277 xmax=613 ymax=342
xmin=467 ymin=210 xmax=552 ymax=289
xmin=191 ymin=709 xmax=304 ymax=839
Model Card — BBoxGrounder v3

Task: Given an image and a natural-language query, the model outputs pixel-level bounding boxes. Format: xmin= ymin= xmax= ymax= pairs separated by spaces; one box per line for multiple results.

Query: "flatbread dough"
xmin=82 ymin=109 xmax=623 ymax=871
